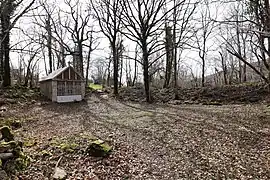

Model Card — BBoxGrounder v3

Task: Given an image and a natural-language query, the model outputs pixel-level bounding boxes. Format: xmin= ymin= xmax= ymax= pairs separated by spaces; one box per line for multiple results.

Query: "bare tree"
xmin=194 ymin=1 xmax=215 ymax=87
xmin=85 ymin=28 xmax=99 ymax=88
xmin=106 ymin=55 xmax=112 ymax=87
xmin=215 ymin=0 xmax=270 ymax=84
xmin=0 ymin=0 xmax=35 ymax=87
xmin=218 ymin=50 xmax=228 ymax=85
xmin=90 ymin=0 xmax=123 ymax=96
xmin=24 ymin=47 xmax=41 ymax=87
xmin=171 ymin=0 xmax=197 ymax=98
xmin=31 ymin=0 xmax=57 ymax=74
xmin=120 ymin=0 xmax=177 ymax=102
xmin=54 ymin=0 xmax=92 ymax=77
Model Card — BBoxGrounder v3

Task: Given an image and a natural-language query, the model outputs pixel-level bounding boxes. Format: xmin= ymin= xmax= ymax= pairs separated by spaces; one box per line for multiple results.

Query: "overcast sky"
xmin=9 ymin=0 xmax=232 ymax=80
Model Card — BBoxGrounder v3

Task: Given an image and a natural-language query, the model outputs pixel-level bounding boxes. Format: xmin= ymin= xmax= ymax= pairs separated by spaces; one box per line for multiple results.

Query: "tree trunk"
xmin=172 ymin=3 xmax=178 ymax=100
xmin=0 ymin=33 xmax=3 ymax=82
xmin=112 ymin=45 xmax=118 ymax=96
xmin=107 ymin=58 xmax=111 ymax=87
xmin=202 ymin=58 xmax=205 ymax=87
xmin=219 ymin=52 xmax=228 ymax=85
xmin=85 ymin=50 xmax=91 ymax=88
xmin=119 ymin=55 xmax=123 ymax=88
xmin=238 ymin=60 xmax=242 ymax=83
xmin=46 ymin=18 xmax=53 ymax=74
xmin=163 ymin=25 xmax=173 ymax=88
xmin=201 ymin=38 xmax=206 ymax=87
xmin=0 ymin=15 xmax=3 ymax=83
xmin=143 ymin=64 xmax=151 ymax=102
xmin=78 ymin=42 xmax=84 ymax=77
xmin=2 ymin=15 xmax=11 ymax=87
xmin=132 ymin=47 xmax=138 ymax=86
xmin=60 ymin=44 xmax=66 ymax=68
xmin=127 ymin=59 xmax=132 ymax=86
xmin=242 ymin=33 xmax=247 ymax=82
xmin=142 ymin=45 xmax=151 ymax=103
xmin=125 ymin=59 xmax=129 ymax=86
xmin=243 ymin=62 xmax=247 ymax=82
xmin=236 ymin=12 xmax=242 ymax=84
xmin=85 ymin=32 xmax=93 ymax=88
xmin=24 ymin=63 xmax=31 ymax=87
xmin=265 ymin=0 xmax=270 ymax=82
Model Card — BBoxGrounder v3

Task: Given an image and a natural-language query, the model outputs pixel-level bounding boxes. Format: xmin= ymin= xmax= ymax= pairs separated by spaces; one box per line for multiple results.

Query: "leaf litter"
xmin=2 ymin=94 xmax=269 ymax=179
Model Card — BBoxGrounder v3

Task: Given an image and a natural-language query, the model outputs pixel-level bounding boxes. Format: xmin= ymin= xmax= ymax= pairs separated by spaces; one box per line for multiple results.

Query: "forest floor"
xmin=119 ymin=83 xmax=270 ymax=104
xmin=1 ymin=92 xmax=270 ymax=179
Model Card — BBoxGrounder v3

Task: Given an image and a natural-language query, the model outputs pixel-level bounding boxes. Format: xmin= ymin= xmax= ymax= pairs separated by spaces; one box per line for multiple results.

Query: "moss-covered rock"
xmin=4 ymin=151 xmax=30 ymax=174
xmin=7 ymin=151 xmax=31 ymax=171
xmin=0 ymin=124 xmax=31 ymax=177
xmin=86 ymin=139 xmax=112 ymax=157
xmin=0 ymin=141 xmax=17 ymax=153
xmin=0 ymin=126 xmax=14 ymax=142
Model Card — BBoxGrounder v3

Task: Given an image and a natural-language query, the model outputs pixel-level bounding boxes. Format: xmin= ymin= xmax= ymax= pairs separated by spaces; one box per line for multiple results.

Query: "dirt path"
xmin=13 ymin=95 xmax=270 ymax=179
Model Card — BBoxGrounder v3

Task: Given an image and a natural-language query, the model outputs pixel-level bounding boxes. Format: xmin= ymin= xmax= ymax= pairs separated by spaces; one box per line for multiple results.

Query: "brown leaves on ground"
xmin=3 ymin=94 xmax=270 ymax=179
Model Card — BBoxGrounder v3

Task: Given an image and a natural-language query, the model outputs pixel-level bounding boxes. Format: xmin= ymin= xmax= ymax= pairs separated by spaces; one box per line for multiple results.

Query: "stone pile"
xmin=0 ymin=126 xmax=30 ymax=179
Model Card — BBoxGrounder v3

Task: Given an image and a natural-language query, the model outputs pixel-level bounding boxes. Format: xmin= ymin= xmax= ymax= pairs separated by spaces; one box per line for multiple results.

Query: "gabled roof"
xmin=39 ymin=66 xmax=84 ymax=82
xmin=39 ymin=66 xmax=70 ymax=82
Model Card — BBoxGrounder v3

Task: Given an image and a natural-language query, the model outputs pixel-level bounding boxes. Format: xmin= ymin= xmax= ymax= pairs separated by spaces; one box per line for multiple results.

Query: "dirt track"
xmin=11 ymin=94 xmax=270 ymax=179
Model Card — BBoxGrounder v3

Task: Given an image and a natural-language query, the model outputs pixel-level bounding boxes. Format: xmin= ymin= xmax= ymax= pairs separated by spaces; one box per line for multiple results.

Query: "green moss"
xmin=59 ymin=142 xmax=78 ymax=153
xmin=0 ymin=141 xmax=17 ymax=148
xmin=14 ymin=152 xmax=30 ymax=171
xmin=5 ymin=152 xmax=30 ymax=173
xmin=0 ymin=126 xmax=14 ymax=141
xmin=23 ymin=139 xmax=37 ymax=147
xmin=94 ymin=140 xmax=112 ymax=153
xmin=0 ymin=118 xmax=22 ymax=129
xmin=89 ymin=83 xmax=103 ymax=90
xmin=0 ymin=141 xmax=17 ymax=153
xmin=49 ymin=136 xmax=80 ymax=153
xmin=50 ymin=139 xmax=59 ymax=146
